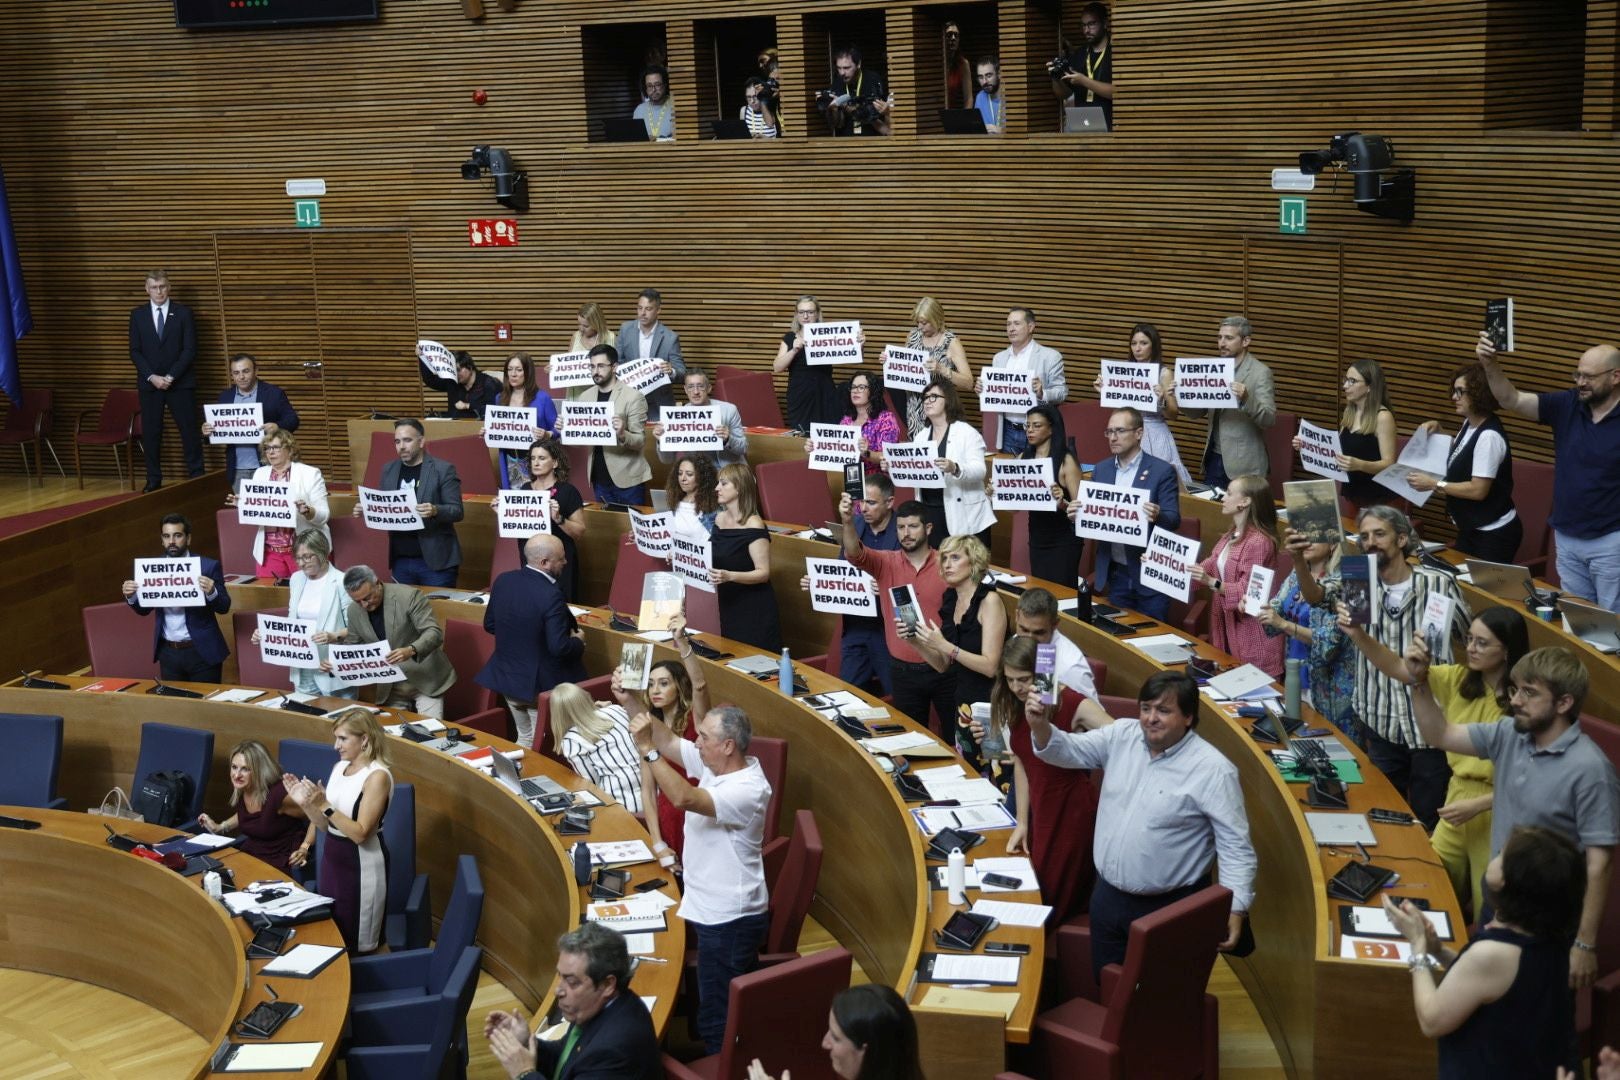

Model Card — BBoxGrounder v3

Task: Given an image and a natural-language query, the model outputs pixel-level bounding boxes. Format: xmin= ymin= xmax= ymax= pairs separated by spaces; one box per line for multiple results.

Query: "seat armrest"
xmin=350 ymin=948 xmax=433 ymax=993
xmin=348 ymin=997 xmax=443 ymax=1045
xmin=74 ymin=409 xmax=97 ymax=436
xmin=402 ymin=873 xmax=431 ymax=950
xmin=1055 ymin=923 xmax=1099 ymax=1002
xmin=660 ymin=1052 xmax=708 ymax=1080
xmin=344 ymin=1045 xmax=430 ymax=1080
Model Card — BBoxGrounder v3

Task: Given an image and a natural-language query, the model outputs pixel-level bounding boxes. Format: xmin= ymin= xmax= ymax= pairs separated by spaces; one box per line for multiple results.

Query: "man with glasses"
xmin=978 ymin=307 xmax=1067 ymax=454
xmin=973 ymin=57 xmax=1004 ymax=133
xmin=1074 ymin=408 xmax=1180 ymax=620
xmin=1474 ymin=332 xmax=1620 ymax=610
xmin=740 ymin=77 xmax=778 ymax=138
xmin=650 ymin=368 xmax=748 ymax=467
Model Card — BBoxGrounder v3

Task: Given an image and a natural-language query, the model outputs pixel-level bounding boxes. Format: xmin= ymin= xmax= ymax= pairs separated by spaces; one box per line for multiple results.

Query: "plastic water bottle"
xmin=947 ymin=847 xmax=966 ymax=906
xmin=1284 ymin=657 xmax=1302 ymax=721
xmin=779 ymin=647 xmax=794 ymax=696
xmin=1075 ymin=574 xmax=1094 ymax=623
xmin=203 ymin=870 xmax=223 ymax=899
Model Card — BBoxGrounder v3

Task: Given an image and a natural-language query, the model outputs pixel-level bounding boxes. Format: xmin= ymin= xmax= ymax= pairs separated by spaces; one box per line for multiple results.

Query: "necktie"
xmin=553 ymin=1024 xmax=581 ymax=1080
xmin=156 ymin=307 xmax=166 ymax=336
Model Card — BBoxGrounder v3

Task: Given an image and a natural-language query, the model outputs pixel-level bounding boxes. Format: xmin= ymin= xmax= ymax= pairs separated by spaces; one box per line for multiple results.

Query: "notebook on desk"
xmin=1560 ymin=598 xmax=1620 ymax=654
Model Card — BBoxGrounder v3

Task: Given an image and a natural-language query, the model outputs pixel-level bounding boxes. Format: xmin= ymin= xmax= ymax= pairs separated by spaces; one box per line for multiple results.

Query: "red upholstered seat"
xmin=1510 ymin=459 xmax=1554 ymax=575
xmin=0 ymin=388 xmax=53 ymax=484
xmin=82 ymin=602 xmax=159 ymax=680
xmin=73 ymin=388 xmax=142 ymax=490
xmin=327 ymin=514 xmax=390 ymax=580
xmin=1059 ymin=401 xmax=1112 ymax=466
xmin=715 ymin=372 xmax=785 ymax=429
xmin=535 ymin=673 xmax=612 ymax=762
xmin=1267 ymin=410 xmax=1299 ymax=498
xmin=757 ymin=458 xmax=834 ymax=529
xmin=759 ymin=809 xmax=822 ymax=966
xmin=216 ymin=507 xmax=260 ymax=577
xmin=233 ymin=608 xmax=290 ymax=690
xmin=749 ymin=736 xmax=787 ymax=844
xmin=442 ymin=617 xmax=501 ymax=728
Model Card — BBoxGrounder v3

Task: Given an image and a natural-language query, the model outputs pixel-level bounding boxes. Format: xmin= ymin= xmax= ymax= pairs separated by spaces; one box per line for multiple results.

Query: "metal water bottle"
xmin=1284 ymin=657 xmax=1302 ymax=721
xmin=1075 ymin=574 xmax=1094 ymax=623
xmin=779 ymin=647 xmax=794 ymax=696
xmin=947 ymin=847 xmax=967 ymax=906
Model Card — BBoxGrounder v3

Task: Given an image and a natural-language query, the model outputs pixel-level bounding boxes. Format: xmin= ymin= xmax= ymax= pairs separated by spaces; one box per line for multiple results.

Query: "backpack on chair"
xmin=133 ymin=770 xmax=194 ymax=827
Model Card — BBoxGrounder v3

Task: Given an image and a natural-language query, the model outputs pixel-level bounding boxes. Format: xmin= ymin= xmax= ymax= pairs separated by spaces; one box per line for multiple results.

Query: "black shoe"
xmin=143 ymin=482 xmax=162 ymax=493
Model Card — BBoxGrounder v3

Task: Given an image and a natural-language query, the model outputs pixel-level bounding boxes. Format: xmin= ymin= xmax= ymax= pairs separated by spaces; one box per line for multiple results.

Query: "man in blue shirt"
xmin=801 ymin=473 xmax=898 ymax=693
xmin=1476 ymin=332 xmax=1620 ymax=610
xmin=973 ymin=57 xmax=1004 ymax=134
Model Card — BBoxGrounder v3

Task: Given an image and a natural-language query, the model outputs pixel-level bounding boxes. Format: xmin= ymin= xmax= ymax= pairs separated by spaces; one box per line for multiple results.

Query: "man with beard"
xmin=1298 ymin=505 xmax=1470 ymax=829
xmin=973 ymin=57 xmax=1005 ymax=133
xmin=633 ymin=65 xmax=675 ymax=140
xmin=580 ymin=345 xmax=652 ymax=506
xmin=820 ymin=46 xmax=893 ymax=137
xmin=613 ymin=288 xmax=685 ymax=419
xmin=121 ymin=513 xmax=232 ymax=683
xmin=1407 ymin=643 xmax=1619 ymax=989
xmin=1175 ymin=315 xmax=1275 ymax=490
xmin=1050 ymin=2 xmax=1113 ymax=128
xmin=1474 ymin=332 xmax=1620 ymax=611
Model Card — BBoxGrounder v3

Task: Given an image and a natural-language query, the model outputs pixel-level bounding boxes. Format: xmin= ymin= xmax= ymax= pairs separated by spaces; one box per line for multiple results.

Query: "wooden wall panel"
xmin=2 ymin=0 xmax=1617 ymax=552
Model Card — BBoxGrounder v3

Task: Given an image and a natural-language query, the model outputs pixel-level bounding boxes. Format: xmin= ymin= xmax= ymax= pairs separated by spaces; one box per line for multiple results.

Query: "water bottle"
xmin=947 ymin=847 xmax=966 ymax=906
xmin=1075 ymin=573 xmax=1093 ymax=623
xmin=203 ymin=870 xmax=223 ymax=899
xmin=1284 ymin=657 xmax=1302 ymax=721
xmin=779 ymin=647 xmax=794 ymax=696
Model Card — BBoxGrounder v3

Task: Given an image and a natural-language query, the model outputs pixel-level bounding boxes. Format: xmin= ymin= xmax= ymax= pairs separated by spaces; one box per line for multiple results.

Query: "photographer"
xmin=1049 ymin=2 xmax=1113 ymax=127
xmin=740 ymin=76 xmax=779 ymax=139
xmin=819 ymin=46 xmax=893 ymax=137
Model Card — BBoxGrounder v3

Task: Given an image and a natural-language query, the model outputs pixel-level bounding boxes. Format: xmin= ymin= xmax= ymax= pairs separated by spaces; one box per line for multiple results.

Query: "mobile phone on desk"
xmin=635 ymin=878 xmax=669 ymax=893
xmin=984 ymin=941 xmax=1030 ymax=955
xmin=979 ymin=872 xmax=1022 ymax=890
xmin=870 ymin=723 xmax=906 ymax=734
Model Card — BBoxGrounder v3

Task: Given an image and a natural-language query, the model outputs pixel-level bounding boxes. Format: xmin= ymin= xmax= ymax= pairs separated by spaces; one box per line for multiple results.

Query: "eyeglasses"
xmin=1450 ymin=387 xmax=1467 ymax=398
xmin=1103 ymin=427 xmax=1140 ymax=436
xmin=1574 ymin=368 xmax=1619 ymax=384
xmin=922 ymin=394 xmax=945 ymax=403
xmin=295 ymin=552 xmax=321 ymax=564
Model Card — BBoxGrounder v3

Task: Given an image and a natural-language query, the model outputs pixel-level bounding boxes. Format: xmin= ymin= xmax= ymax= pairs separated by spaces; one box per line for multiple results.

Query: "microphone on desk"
xmin=370 ymin=410 xmax=399 ymax=421
xmin=265 ymin=984 xmax=279 ymax=1001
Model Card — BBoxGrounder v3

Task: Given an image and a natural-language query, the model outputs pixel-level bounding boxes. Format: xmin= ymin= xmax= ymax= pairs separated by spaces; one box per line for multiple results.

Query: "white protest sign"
xmin=1242 ymin=565 xmax=1276 ymax=617
xmin=669 ymin=533 xmax=715 ymax=593
xmin=484 ymin=405 xmax=538 ymax=451
xmin=558 ymin=401 xmax=617 ymax=445
xmin=884 ymin=441 xmax=945 ymax=489
xmin=416 ymin=340 xmax=457 ymax=381
xmin=548 ymin=351 xmax=595 ymax=389
xmin=1296 ymin=418 xmax=1348 ymax=481
xmin=629 ymin=509 xmax=673 ymax=558
xmin=808 ymin=424 xmax=861 ymax=472
xmin=991 ymin=459 xmax=1056 ymax=511
xmin=658 ymin=406 xmax=721 ymax=453
xmin=134 ymin=556 xmax=205 ymax=608
xmin=328 ymin=640 xmax=407 ymax=686
xmin=1174 ymin=357 xmax=1238 ymax=408
xmin=620 ymin=357 xmax=671 ymax=397
xmin=497 ymin=490 xmax=552 ymax=539
xmin=1140 ymin=528 xmax=1200 ymax=602
xmin=883 ymin=346 xmax=930 ymax=393
xmin=236 ymin=480 xmax=297 ymax=529
xmin=204 ymin=403 xmax=264 ymax=445
xmin=1073 ymin=481 xmax=1149 ymax=545
xmin=359 ymin=486 xmax=425 ymax=532
xmin=806 ymin=558 xmax=879 ymax=617
xmin=1374 ymin=428 xmax=1454 ymax=508
xmin=979 ymin=368 xmax=1038 ymax=414
xmin=256 ymin=613 xmax=320 ymax=668
xmin=1099 ymin=361 xmax=1161 ymax=410
xmin=803 ymin=321 xmax=862 ymax=366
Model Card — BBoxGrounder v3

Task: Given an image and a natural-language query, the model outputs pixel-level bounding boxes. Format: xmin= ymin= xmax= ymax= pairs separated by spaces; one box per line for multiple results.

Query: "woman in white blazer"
xmin=225 ymin=429 xmax=330 ymax=579
xmin=251 ymin=528 xmax=355 ymax=698
xmin=912 ymin=376 xmax=995 ymax=547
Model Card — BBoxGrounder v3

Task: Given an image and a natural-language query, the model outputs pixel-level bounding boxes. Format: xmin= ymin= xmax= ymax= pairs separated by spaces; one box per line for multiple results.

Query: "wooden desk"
xmin=0 ymin=679 xmax=684 ymax=1037
xmin=0 ymin=807 xmax=346 ymax=1079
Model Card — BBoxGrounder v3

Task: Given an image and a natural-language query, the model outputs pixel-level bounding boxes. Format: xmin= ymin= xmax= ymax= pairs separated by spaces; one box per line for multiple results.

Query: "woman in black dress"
xmin=774 ymin=295 xmax=846 ymax=431
xmin=710 ymin=463 xmax=782 ymax=652
xmin=1329 ymin=358 xmax=1398 ymax=511
xmin=510 ymin=440 xmax=586 ymax=600
xmin=1021 ymin=404 xmax=1085 ymax=586
xmin=911 ymin=534 xmax=1005 ymax=769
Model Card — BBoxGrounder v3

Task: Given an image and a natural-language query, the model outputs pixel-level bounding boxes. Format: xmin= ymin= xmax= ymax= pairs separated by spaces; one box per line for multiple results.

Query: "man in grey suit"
xmin=650 ymin=368 xmax=749 ymax=467
xmin=614 ymin=288 xmax=686 ymax=418
xmin=364 ymin=418 xmax=465 ymax=587
xmin=977 ymin=306 xmax=1069 ymax=454
xmin=582 ymin=346 xmax=653 ymax=505
xmin=335 ymin=565 xmax=457 ymax=719
xmin=1176 ymin=315 xmax=1276 ymax=489
xmin=128 ymin=269 xmax=203 ymax=491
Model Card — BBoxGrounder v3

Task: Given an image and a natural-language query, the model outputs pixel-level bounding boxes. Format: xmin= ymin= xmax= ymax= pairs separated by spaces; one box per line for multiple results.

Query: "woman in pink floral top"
xmin=840 ymin=372 xmax=901 ymax=475
xmin=1189 ymin=474 xmax=1286 ymax=677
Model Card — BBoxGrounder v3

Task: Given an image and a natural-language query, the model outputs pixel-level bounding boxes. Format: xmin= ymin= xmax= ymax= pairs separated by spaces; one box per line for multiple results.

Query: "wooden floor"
xmin=0 ymin=969 xmax=206 ymax=1079
xmin=0 ymin=473 xmax=133 ymax=514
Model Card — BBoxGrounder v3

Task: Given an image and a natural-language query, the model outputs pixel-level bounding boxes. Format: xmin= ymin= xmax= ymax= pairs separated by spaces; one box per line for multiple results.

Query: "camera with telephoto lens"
xmin=759 ymin=76 xmax=779 ymax=108
xmin=1047 ymin=55 xmax=1075 ymax=79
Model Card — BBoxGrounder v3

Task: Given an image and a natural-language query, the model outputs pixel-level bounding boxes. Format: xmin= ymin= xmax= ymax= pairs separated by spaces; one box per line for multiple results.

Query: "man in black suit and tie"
xmin=128 ymin=269 xmax=203 ymax=491
xmin=120 ymin=513 xmax=232 ymax=683
xmin=361 ymin=418 xmax=464 ymax=587
xmin=485 ymin=923 xmax=659 ymax=1080
xmin=203 ymin=353 xmax=300 ymax=491
xmin=476 ymin=535 xmax=587 ymax=749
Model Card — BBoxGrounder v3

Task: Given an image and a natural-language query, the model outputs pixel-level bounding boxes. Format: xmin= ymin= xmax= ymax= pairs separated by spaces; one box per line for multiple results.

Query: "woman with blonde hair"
xmin=1296 ymin=357 xmax=1398 ymax=511
xmin=774 ymin=295 xmax=851 ymax=430
xmin=711 ymin=462 xmax=781 ymax=651
xmin=570 ymin=303 xmax=611 ymax=354
xmin=198 ymin=739 xmax=315 ymax=875
xmin=550 ymin=683 xmax=643 ymax=813
xmin=224 ymin=427 xmax=329 ymax=580
xmin=285 ymin=708 xmax=393 ymax=953
xmin=901 ymin=296 xmax=972 ymax=432
xmin=912 ymin=533 xmax=1005 ymax=768
xmin=1190 ymin=474 xmax=1285 ymax=676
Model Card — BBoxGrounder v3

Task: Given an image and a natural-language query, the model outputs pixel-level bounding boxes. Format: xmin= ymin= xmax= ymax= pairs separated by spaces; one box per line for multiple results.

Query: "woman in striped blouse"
xmin=550 ymin=684 xmax=644 ymax=814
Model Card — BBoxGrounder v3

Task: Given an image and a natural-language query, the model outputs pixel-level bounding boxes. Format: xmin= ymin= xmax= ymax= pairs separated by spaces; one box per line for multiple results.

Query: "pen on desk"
xmin=947 ymin=983 xmax=990 ymax=989
xmin=635 ymin=956 xmax=669 ymax=963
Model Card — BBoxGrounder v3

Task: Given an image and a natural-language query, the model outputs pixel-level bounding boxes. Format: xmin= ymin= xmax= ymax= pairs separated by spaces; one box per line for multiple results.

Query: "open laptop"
xmin=938 ymin=108 xmax=987 ymax=134
xmin=1559 ymin=598 xmax=1620 ymax=654
xmin=603 ymin=117 xmax=650 ymax=143
xmin=1463 ymin=558 xmax=1534 ymax=600
xmin=710 ymin=117 xmax=751 ymax=140
xmin=490 ymin=749 xmax=568 ymax=801
xmin=1063 ymin=106 xmax=1109 ymax=134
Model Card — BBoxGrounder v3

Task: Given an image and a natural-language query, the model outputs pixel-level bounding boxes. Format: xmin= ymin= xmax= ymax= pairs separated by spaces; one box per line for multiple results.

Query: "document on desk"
xmin=213 ymin=1041 xmax=324 ymax=1072
xmin=258 ymin=943 xmax=344 ymax=979
xmin=587 ymin=897 xmax=668 ymax=933
xmin=1206 ymin=663 xmax=1281 ymax=701
xmin=207 ymin=688 xmax=265 ymax=703
xmin=910 ymin=804 xmax=1016 ymax=834
xmin=859 ymin=731 xmax=935 ymax=753
xmin=918 ymin=953 xmax=1021 ymax=985
xmin=1126 ymin=633 xmax=1196 ymax=663
xmin=970 ymin=898 xmax=1052 ymax=928
xmin=577 ymin=839 xmax=656 ymax=867
xmin=918 ymin=774 xmax=1004 ymax=805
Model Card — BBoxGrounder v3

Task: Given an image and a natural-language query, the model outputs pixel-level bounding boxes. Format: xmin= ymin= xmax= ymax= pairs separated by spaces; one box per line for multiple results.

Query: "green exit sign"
xmin=1279 ymin=197 xmax=1307 ymax=234
xmin=295 ymin=200 xmax=322 ymax=228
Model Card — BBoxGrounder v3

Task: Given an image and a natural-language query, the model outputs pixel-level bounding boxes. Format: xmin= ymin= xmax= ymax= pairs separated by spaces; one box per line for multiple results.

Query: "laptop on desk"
xmin=938 ymin=108 xmax=988 ymax=134
xmin=1464 ymin=558 xmax=1534 ymax=600
xmin=490 ymin=749 xmax=568 ymax=801
xmin=603 ymin=117 xmax=650 ymax=143
xmin=710 ymin=117 xmax=751 ymax=140
xmin=1063 ymin=106 xmax=1109 ymax=134
xmin=1559 ymin=598 xmax=1620 ymax=654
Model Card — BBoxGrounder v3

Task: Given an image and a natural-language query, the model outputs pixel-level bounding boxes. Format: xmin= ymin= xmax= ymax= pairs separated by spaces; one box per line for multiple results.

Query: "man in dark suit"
xmin=128 ymin=269 xmax=203 ymax=491
xmin=121 ymin=513 xmax=232 ymax=682
xmin=1083 ymin=406 xmax=1182 ymax=621
xmin=476 ymin=535 xmax=586 ymax=749
xmin=202 ymin=353 xmax=300 ymax=490
xmin=485 ymin=923 xmax=660 ymax=1080
xmin=362 ymin=418 xmax=464 ymax=587
xmin=614 ymin=287 xmax=685 ymax=418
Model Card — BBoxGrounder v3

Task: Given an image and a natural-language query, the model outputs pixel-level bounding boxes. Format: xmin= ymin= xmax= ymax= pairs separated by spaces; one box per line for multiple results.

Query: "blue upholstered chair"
xmin=311 ymin=781 xmax=431 ymax=950
xmin=350 ymin=854 xmax=484 ymax=1007
xmin=133 ymin=722 xmax=212 ymax=827
xmin=345 ymin=946 xmax=483 ymax=1080
xmin=0 ymin=713 xmax=67 ymax=809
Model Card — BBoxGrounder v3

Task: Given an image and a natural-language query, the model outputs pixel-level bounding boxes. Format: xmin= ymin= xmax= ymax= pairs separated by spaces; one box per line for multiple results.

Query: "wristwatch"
xmin=1407 ymin=952 xmax=1443 ymax=972
xmin=644 ymin=749 xmax=661 ymax=764
xmin=1436 ymin=480 xmax=1449 ymax=492
xmin=1575 ymin=939 xmax=1597 ymax=953
xmin=322 ymin=806 xmax=335 ymax=819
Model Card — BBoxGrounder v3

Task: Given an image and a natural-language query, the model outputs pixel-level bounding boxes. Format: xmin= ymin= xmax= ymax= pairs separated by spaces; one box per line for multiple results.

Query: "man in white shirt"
xmin=1031 ymin=669 xmax=1255 ymax=980
xmin=650 ymin=368 xmax=748 ymax=467
xmin=978 ymin=307 xmax=1067 ymax=454
xmin=614 ymin=288 xmax=685 ymax=418
xmin=632 ymin=704 xmax=771 ymax=1055
xmin=1011 ymin=587 xmax=1112 ymax=730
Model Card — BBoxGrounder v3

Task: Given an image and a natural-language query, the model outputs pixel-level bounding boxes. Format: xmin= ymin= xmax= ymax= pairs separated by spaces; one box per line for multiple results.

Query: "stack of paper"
xmin=573 ymin=840 xmax=656 ymax=867
xmin=222 ymin=882 xmax=335 ymax=920
xmin=1126 ymin=634 xmax=1196 ymax=663
xmin=914 ymin=985 xmax=1018 ymax=1019
xmin=970 ymin=898 xmax=1053 ymax=928
xmin=207 ymin=688 xmax=264 ymax=703
xmin=587 ymin=893 xmax=670 ymax=932
xmin=917 ymin=773 xmax=1004 ymax=805
xmin=909 ymin=804 xmax=1017 ymax=834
